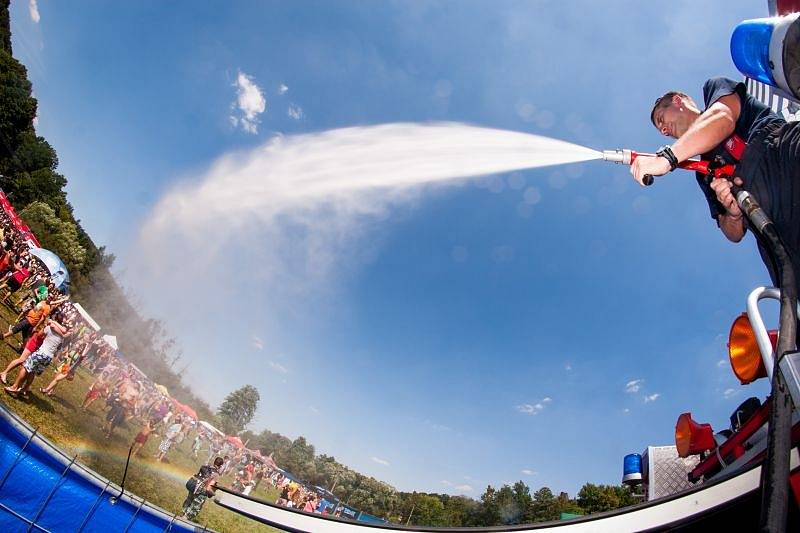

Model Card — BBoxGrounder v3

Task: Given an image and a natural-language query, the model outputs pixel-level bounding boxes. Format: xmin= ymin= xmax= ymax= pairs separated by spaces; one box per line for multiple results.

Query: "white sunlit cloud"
xmin=278 ymin=83 xmax=289 ymax=95
xmin=251 ymin=335 xmax=264 ymax=350
xmin=268 ymin=361 xmax=288 ymax=374
xmin=644 ymin=393 xmax=660 ymax=403
xmin=230 ymin=71 xmax=266 ymax=134
xmin=371 ymin=456 xmax=390 ymax=466
xmin=516 ymin=397 xmax=552 ymax=415
xmin=717 ymin=359 xmax=728 ymax=368
xmin=29 ymin=0 xmax=40 ymax=23
xmin=723 ymin=388 xmax=739 ymax=399
xmin=625 ymin=379 xmax=644 ymax=394
xmin=521 ymin=469 xmax=537 ymax=476
xmin=288 ymin=103 xmax=303 ymax=120
xmin=565 ymin=363 xmax=572 ymax=371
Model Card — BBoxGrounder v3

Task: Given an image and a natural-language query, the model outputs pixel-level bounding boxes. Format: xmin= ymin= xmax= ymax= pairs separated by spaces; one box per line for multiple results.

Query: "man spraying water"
xmin=631 ymin=77 xmax=800 ymax=290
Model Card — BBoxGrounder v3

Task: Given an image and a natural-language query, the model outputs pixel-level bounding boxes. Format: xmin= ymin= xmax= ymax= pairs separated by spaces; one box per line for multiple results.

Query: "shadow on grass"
xmin=48 ymin=395 xmax=76 ymax=411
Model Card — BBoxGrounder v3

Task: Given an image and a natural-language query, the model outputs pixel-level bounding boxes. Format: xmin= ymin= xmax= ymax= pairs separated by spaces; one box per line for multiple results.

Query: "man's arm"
xmin=710 ymin=177 xmax=746 ymax=242
xmin=631 ymin=94 xmax=741 ymax=185
xmin=671 ymin=94 xmax=740 ymax=162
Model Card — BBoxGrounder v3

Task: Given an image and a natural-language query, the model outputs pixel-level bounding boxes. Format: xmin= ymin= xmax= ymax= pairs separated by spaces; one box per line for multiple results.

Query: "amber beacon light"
xmin=728 ymin=313 xmax=777 ymax=384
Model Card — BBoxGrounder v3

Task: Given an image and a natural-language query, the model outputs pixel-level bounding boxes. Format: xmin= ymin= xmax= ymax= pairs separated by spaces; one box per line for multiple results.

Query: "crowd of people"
xmin=0 ymin=202 xmax=353 ymax=523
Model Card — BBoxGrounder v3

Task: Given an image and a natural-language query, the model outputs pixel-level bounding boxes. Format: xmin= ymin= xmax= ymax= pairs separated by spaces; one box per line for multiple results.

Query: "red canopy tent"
xmin=171 ymin=400 xmax=198 ymax=420
xmin=226 ymin=435 xmax=245 ymax=448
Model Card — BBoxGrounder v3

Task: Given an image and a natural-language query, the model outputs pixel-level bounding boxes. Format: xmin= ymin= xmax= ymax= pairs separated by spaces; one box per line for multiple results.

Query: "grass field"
xmin=0 ymin=304 xmax=281 ymax=532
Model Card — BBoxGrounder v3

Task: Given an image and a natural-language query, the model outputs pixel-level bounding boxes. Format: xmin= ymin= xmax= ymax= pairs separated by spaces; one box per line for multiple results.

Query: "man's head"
xmin=214 ymin=457 xmax=224 ymax=468
xmin=650 ymin=91 xmax=701 ymax=138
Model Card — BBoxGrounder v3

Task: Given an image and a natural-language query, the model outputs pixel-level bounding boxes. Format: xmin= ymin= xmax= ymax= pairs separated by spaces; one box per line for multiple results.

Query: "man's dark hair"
xmin=650 ymin=91 xmax=690 ymax=127
xmin=214 ymin=457 xmax=224 ymax=467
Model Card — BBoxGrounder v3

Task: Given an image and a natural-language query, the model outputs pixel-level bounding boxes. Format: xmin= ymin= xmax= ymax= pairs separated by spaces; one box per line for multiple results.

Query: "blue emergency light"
xmin=622 ymin=453 xmax=643 ymax=485
xmin=731 ymin=13 xmax=800 ymax=98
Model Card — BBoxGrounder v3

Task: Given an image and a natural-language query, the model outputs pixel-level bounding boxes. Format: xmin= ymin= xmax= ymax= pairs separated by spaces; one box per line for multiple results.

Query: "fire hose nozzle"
xmin=602 ymin=149 xmax=634 ymax=165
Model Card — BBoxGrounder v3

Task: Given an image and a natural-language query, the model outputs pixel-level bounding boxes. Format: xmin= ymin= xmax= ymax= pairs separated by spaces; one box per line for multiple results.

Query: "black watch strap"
xmin=656 ymin=145 xmax=679 ymax=171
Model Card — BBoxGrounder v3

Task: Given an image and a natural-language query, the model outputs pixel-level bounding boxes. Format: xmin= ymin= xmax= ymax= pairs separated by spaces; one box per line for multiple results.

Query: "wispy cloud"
xmin=288 ymin=103 xmax=303 ymax=120
xmin=29 ymin=0 xmax=40 ymax=23
xmin=717 ymin=359 xmax=727 ymax=368
xmin=625 ymin=379 xmax=644 ymax=394
xmin=268 ymin=361 xmax=288 ymax=374
xmin=521 ymin=469 xmax=537 ymax=476
xmin=230 ymin=71 xmax=266 ymax=134
xmin=251 ymin=335 xmax=264 ymax=350
xmin=723 ymin=388 xmax=739 ymax=399
xmin=309 ymin=405 xmax=320 ymax=414
xmin=565 ymin=363 xmax=572 ymax=371
xmin=371 ymin=456 xmax=390 ymax=466
xmin=278 ymin=83 xmax=289 ymax=95
xmin=623 ymin=408 xmax=630 ymax=414
xmin=644 ymin=393 xmax=660 ymax=403
xmin=424 ymin=420 xmax=452 ymax=432
xmin=516 ymin=397 xmax=552 ymax=415
xmin=454 ymin=484 xmax=473 ymax=492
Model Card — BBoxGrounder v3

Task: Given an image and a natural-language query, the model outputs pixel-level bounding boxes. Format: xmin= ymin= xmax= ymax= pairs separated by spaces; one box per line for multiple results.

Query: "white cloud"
xmin=230 ymin=71 xmax=266 ymax=134
xmin=644 ymin=393 xmax=660 ymax=403
xmin=623 ymin=408 xmax=630 ymax=414
xmin=424 ymin=420 xmax=452 ymax=432
xmin=251 ymin=335 xmax=264 ymax=350
xmin=268 ymin=361 xmax=288 ymax=374
xmin=521 ymin=469 xmax=537 ymax=476
xmin=287 ymin=103 xmax=303 ymax=120
xmin=565 ymin=363 xmax=572 ymax=371
xmin=717 ymin=359 xmax=727 ymax=368
xmin=723 ymin=388 xmax=739 ymax=399
xmin=516 ymin=398 xmax=552 ymax=415
xmin=278 ymin=83 xmax=289 ymax=95
xmin=625 ymin=379 xmax=644 ymax=393
xmin=29 ymin=0 xmax=40 ymax=23
xmin=309 ymin=405 xmax=319 ymax=414
xmin=371 ymin=456 xmax=390 ymax=466
xmin=454 ymin=484 xmax=473 ymax=492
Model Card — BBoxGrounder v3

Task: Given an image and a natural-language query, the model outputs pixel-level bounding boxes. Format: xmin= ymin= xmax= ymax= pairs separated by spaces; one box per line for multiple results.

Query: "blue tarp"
xmin=0 ymin=403 xmax=201 ymax=532
xmin=29 ymin=248 xmax=70 ymax=294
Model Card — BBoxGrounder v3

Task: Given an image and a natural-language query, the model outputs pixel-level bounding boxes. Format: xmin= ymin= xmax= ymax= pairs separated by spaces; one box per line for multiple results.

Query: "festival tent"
xmin=0 ymin=190 xmax=40 ymax=247
xmin=102 ymin=335 xmax=118 ymax=350
xmin=226 ymin=435 xmax=245 ymax=448
xmin=29 ymin=248 xmax=70 ymax=293
xmin=198 ymin=420 xmax=224 ymax=436
xmin=72 ymin=303 xmax=101 ymax=331
xmin=173 ymin=400 xmax=198 ymax=420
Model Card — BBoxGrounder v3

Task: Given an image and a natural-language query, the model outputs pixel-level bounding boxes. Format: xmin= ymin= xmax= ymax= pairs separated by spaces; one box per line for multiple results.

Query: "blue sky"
xmin=10 ymin=1 xmax=777 ymax=497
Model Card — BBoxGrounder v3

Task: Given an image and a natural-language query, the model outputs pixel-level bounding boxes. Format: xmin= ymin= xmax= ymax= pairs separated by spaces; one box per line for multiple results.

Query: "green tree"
xmin=530 ymin=486 xmax=559 ymax=522
xmin=20 ymin=201 xmax=87 ymax=274
xmin=217 ymin=385 xmax=260 ymax=434
xmin=0 ymin=48 xmax=36 ymax=161
xmin=577 ymin=483 xmax=636 ymax=514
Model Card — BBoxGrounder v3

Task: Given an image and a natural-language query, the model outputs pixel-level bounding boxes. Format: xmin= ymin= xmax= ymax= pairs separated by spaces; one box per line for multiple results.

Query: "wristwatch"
xmin=656 ymin=145 xmax=679 ymax=171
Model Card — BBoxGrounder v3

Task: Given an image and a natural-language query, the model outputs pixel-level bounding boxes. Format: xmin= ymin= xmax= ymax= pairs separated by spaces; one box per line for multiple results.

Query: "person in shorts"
xmin=3 ymin=319 xmax=69 ymax=398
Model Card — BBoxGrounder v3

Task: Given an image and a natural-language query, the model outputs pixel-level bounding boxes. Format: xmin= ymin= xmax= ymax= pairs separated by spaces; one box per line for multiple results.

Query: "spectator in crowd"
xmin=2 ymin=293 xmax=66 ymax=351
xmin=181 ymin=456 xmax=223 ymax=522
xmin=3 ymin=318 xmax=69 ymax=398
xmin=0 ymin=323 xmax=45 ymax=385
xmin=131 ymin=417 xmax=159 ymax=457
xmin=156 ymin=415 xmax=184 ymax=462
xmin=39 ymin=338 xmax=89 ymax=396
xmin=81 ymin=375 xmax=110 ymax=410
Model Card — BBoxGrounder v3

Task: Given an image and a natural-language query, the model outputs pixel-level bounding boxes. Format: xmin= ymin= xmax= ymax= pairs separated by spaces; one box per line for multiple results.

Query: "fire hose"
xmin=604 ymin=149 xmax=797 ymax=532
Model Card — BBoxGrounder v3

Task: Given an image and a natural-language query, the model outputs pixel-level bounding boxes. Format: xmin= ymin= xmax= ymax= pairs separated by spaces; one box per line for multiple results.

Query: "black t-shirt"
xmin=696 ymin=77 xmax=785 ymax=220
